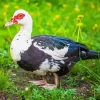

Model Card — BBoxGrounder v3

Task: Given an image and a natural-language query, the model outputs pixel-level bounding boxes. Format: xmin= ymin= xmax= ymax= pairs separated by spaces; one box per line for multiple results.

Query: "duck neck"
xmin=20 ymin=22 xmax=32 ymax=34
xmin=14 ymin=22 xmax=33 ymax=41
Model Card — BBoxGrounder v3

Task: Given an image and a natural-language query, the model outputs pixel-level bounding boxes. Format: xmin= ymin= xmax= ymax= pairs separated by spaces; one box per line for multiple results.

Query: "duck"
xmin=4 ymin=9 xmax=99 ymax=90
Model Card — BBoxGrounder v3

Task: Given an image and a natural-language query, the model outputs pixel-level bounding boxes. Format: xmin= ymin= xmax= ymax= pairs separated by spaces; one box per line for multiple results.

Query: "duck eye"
xmin=19 ymin=14 xmax=22 ymax=17
xmin=16 ymin=13 xmax=25 ymax=19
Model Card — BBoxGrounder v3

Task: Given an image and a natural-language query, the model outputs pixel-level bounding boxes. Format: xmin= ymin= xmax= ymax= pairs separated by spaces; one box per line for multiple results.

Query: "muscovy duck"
xmin=4 ymin=9 xmax=99 ymax=90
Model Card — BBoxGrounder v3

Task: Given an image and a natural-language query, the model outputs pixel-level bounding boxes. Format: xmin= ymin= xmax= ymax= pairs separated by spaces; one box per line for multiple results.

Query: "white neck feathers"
xmin=10 ymin=14 xmax=33 ymax=61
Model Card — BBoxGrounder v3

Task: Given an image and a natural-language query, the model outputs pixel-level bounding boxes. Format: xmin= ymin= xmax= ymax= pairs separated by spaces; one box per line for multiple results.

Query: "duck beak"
xmin=4 ymin=21 xmax=14 ymax=27
xmin=4 ymin=17 xmax=15 ymax=27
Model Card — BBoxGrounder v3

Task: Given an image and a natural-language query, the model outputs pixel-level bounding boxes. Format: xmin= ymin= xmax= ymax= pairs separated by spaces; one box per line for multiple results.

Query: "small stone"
xmin=25 ymin=87 xmax=29 ymax=91
xmin=12 ymin=73 xmax=16 ymax=76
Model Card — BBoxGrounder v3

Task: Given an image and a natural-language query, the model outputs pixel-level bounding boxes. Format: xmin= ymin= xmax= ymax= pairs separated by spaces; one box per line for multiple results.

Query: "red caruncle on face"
xmin=11 ymin=13 xmax=25 ymax=24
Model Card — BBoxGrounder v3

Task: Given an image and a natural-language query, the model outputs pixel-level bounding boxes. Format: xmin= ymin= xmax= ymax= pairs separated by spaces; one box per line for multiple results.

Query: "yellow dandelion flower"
xmin=46 ymin=2 xmax=52 ymax=7
xmin=53 ymin=15 xmax=60 ymax=20
xmin=77 ymin=15 xmax=84 ymax=18
xmin=76 ymin=17 xmax=80 ymax=21
xmin=75 ymin=7 xmax=80 ymax=12
xmin=63 ymin=4 xmax=68 ymax=8
xmin=36 ymin=3 xmax=38 ymax=6
xmin=14 ymin=6 xmax=19 ymax=9
xmin=55 ymin=15 xmax=60 ymax=19
xmin=94 ymin=24 xmax=98 ymax=28
xmin=65 ymin=16 xmax=69 ymax=20
xmin=92 ymin=24 xmax=98 ymax=30
xmin=26 ymin=0 xmax=29 ymax=3
xmin=94 ymin=24 xmax=98 ymax=27
xmin=91 ymin=3 xmax=95 ymax=9
xmin=4 ymin=4 xmax=9 ymax=9
xmin=76 ymin=22 xmax=83 ymax=26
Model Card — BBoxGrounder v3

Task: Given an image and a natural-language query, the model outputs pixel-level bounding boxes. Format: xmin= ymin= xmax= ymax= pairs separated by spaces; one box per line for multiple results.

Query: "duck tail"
xmin=80 ymin=50 xmax=100 ymax=60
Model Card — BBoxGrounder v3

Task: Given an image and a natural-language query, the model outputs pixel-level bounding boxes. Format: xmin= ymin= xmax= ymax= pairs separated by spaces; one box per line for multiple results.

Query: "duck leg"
xmin=29 ymin=75 xmax=47 ymax=86
xmin=40 ymin=73 xmax=59 ymax=90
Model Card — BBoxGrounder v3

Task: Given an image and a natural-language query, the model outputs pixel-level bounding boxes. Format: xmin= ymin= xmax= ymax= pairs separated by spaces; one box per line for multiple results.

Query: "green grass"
xmin=0 ymin=0 xmax=100 ymax=99
xmin=0 ymin=69 xmax=12 ymax=91
xmin=5 ymin=84 xmax=79 ymax=100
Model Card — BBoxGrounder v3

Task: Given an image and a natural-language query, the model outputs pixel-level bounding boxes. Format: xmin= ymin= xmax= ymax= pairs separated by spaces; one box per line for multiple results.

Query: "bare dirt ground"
xmin=0 ymin=68 xmax=94 ymax=100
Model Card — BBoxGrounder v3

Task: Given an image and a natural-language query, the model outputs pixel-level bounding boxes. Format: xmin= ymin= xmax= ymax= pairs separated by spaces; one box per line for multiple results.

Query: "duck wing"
xmin=32 ymin=35 xmax=88 ymax=60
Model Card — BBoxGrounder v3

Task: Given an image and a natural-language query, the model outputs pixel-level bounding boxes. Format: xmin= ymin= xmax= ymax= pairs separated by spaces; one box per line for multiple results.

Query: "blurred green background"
xmin=0 ymin=0 xmax=100 ymax=50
